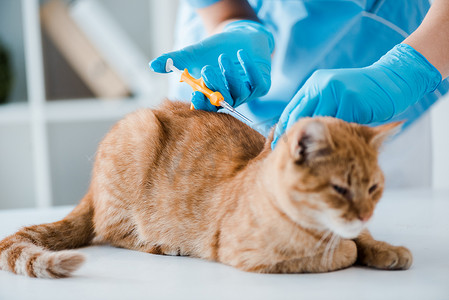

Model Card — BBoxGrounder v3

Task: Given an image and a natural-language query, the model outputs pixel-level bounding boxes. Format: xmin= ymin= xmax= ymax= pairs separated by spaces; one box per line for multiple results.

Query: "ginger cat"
xmin=0 ymin=101 xmax=412 ymax=278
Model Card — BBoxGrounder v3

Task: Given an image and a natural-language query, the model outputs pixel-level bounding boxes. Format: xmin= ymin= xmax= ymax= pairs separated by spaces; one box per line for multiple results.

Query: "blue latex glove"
xmin=150 ymin=20 xmax=274 ymax=111
xmin=272 ymin=44 xmax=442 ymax=148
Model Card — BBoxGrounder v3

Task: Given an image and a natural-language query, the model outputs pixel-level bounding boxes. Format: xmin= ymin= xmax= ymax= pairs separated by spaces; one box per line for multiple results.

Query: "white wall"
xmin=431 ymin=93 xmax=449 ymax=189
xmin=0 ymin=0 xmax=178 ymax=210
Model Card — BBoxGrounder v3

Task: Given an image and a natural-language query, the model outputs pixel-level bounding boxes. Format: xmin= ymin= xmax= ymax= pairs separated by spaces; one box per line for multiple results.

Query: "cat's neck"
xmin=236 ymin=147 xmax=325 ymax=238
xmin=218 ymin=151 xmax=323 ymax=254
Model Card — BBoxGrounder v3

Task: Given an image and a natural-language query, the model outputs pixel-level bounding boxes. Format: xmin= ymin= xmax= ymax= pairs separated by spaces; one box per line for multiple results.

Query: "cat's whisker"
xmin=331 ymin=234 xmax=339 ymax=266
xmin=321 ymin=239 xmax=330 ymax=267
xmin=328 ymin=234 xmax=340 ymax=268
xmin=327 ymin=234 xmax=339 ymax=268
xmin=327 ymin=235 xmax=340 ymax=269
xmin=321 ymin=233 xmax=336 ymax=268
xmin=313 ymin=230 xmax=331 ymax=253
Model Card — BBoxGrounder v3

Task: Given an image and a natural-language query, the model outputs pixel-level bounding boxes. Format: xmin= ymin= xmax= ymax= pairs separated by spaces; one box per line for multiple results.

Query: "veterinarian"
xmin=150 ymin=0 xmax=449 ymax=188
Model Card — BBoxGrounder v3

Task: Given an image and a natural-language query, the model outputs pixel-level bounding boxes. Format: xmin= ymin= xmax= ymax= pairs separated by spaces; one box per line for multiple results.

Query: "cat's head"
xmin=270 ymin=117 xmax=401 ymax=239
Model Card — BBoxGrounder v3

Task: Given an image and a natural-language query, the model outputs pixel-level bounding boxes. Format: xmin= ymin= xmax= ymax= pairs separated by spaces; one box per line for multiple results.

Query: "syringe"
xmin=165 ymin=58 xmax=253 ymax=123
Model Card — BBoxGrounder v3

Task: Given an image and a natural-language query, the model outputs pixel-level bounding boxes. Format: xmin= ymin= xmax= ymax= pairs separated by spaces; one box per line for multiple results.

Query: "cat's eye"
xmin=332 ymin=184 xmax=349 ymax=196
xmin=369 ymin=184 xmax=378 ymax=194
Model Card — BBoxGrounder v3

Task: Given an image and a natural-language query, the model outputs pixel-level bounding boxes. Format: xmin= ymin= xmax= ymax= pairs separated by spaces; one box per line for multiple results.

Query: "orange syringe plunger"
xmin=180 ymin=69 xmax=224 ymax=106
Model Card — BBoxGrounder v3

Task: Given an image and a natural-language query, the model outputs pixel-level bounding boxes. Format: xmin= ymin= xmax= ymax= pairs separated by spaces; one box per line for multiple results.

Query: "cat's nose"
xmin=358 ymin=211 xmax=373 ymax=222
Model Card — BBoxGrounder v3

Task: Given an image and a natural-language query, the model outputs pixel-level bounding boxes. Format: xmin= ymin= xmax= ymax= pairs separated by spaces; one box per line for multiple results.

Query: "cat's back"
xmin=152 ymin=100 xmax=266 ymax=167
xmin=95 ymin=100 xmax=266 ymax=189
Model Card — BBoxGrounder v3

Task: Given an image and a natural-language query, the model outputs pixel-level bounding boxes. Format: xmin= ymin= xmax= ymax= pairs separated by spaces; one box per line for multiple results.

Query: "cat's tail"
xmin=0 ymin=192 xmax=94 ymax=278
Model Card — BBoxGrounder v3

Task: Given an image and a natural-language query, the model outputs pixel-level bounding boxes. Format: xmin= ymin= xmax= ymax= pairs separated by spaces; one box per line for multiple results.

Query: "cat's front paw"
xmin=357 ymin=242 xmax=413 ymax=270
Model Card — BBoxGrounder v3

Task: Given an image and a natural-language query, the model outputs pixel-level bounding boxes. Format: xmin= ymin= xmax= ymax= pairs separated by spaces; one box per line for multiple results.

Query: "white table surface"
xmin=0 ymin=189 xmax=448 ymax=300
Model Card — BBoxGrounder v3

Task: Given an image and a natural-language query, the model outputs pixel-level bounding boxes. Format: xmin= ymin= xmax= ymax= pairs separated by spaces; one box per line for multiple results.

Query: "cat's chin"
xmin=326 ymin=218 xmax=366 ymax=239
xmin=326 ymin=220 xmax=366 ymax=239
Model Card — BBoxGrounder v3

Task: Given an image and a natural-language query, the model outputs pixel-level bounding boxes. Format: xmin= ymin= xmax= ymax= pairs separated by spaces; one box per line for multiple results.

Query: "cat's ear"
xmin=367 ymin=121 xmax=403 ymax=150
xmin=291 ymin=119 xmax=334 ymax=164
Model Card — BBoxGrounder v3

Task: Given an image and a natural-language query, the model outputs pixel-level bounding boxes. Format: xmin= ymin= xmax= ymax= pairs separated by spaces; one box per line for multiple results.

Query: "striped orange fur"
xmin=0 ymin=100 xmax=412 ymax=278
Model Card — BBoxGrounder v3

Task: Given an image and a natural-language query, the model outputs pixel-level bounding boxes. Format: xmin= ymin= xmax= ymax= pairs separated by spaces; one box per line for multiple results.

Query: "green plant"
xmin=0 ymin=40 xmax=12 ymax=104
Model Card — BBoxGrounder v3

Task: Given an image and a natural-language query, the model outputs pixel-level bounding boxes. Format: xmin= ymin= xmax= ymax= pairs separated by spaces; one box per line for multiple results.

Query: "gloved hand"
xmin=272 ymin=44 xmax=442 ymax=148
xmin=150 ymin=20 xmax=274 ymax=111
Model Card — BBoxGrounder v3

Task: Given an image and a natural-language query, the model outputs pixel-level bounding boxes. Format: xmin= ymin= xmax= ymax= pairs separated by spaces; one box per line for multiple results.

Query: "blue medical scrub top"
xmin=171 ymin=0 xmax=449 ymax=135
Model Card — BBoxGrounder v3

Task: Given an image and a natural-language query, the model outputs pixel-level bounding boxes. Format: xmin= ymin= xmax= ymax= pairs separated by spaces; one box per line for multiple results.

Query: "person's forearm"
xmin=403 ymin=0 xmax=449 ymax=79
xmin=196 ymin=0 xmax=259 ymax=34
